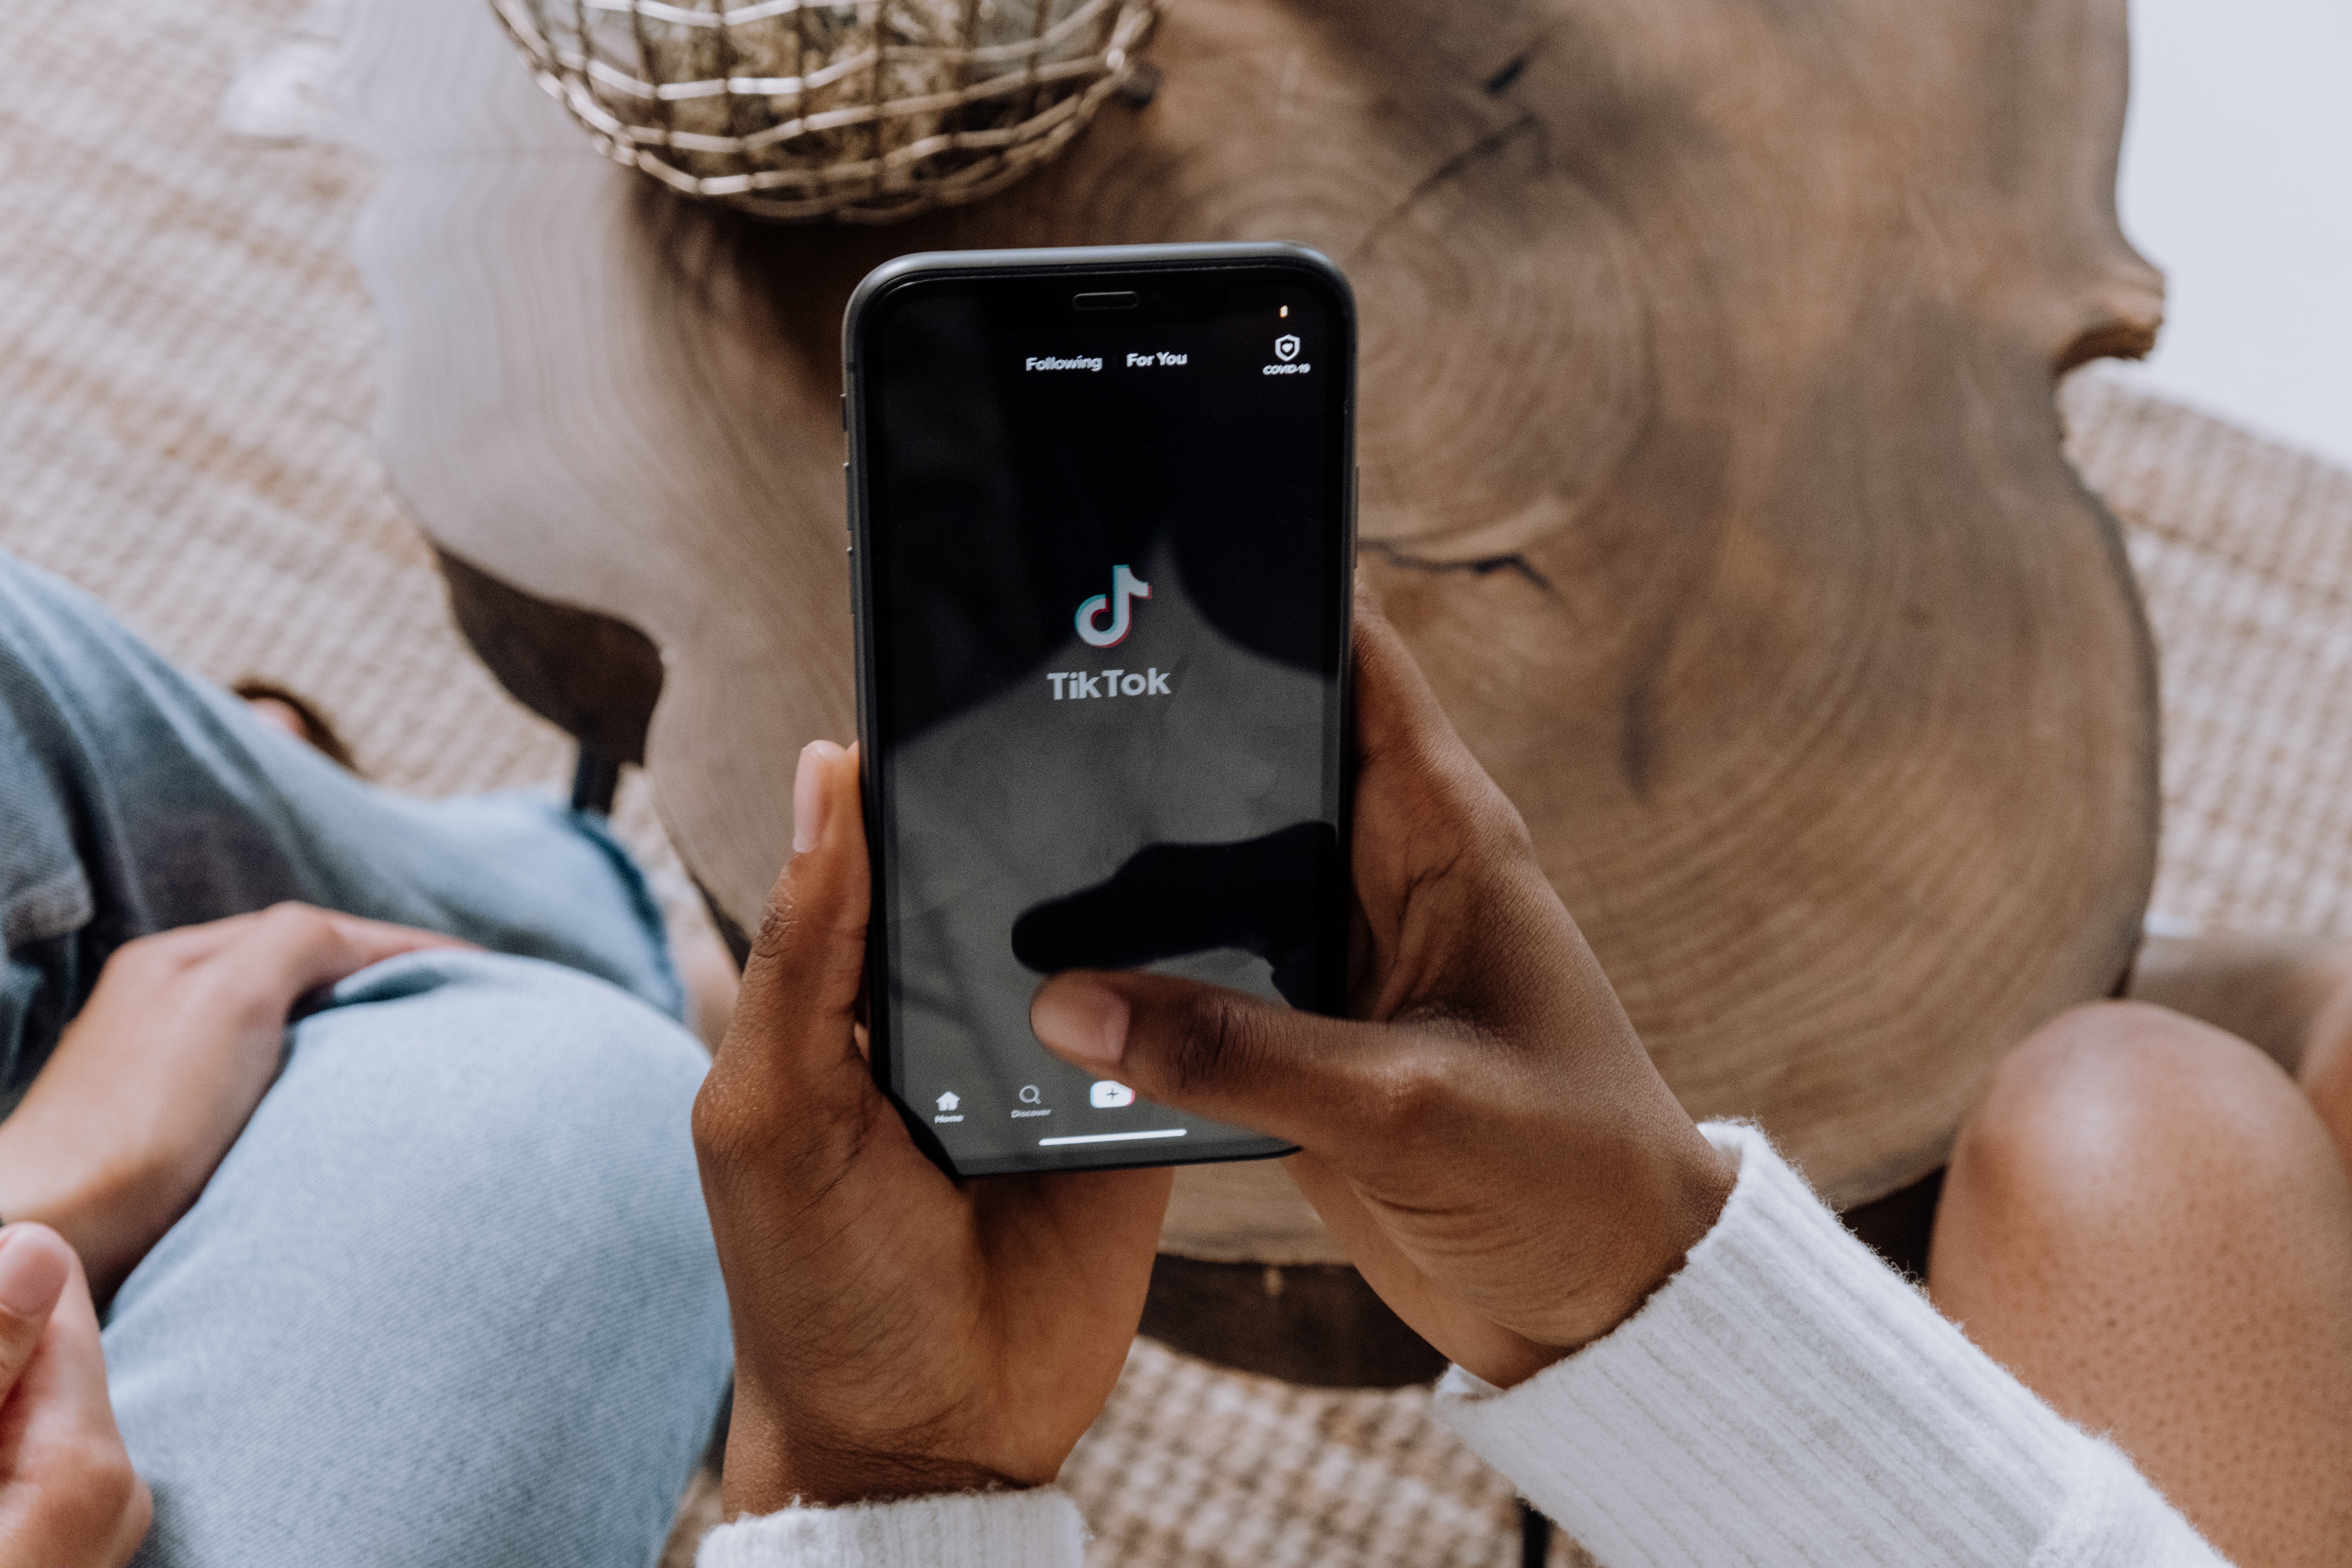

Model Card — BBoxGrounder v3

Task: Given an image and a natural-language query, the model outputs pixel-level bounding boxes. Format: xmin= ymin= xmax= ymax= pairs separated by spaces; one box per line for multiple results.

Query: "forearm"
xmin=0 ymin=1111 xmax=112 ymax=1246
xmin=0 ymin=1108 xmax=147 ymax=1293
xmin=692 ymin=1122 xmax=2230 ymax=1568
xmin=1435 ymin=1122 xmax=2229 ymax=1567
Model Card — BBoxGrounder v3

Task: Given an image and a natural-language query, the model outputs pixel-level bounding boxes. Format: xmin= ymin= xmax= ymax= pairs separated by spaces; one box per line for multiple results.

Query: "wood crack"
xmin=1361 ymin=539 xmax=1555 ymax=594
xmin=1351 ymin=110 xmax=1548 ymax=257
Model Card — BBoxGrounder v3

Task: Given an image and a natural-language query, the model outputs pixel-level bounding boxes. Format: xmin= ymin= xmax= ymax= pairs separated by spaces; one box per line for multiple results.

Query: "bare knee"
xmin=1934 ymin=1000 xmax=2350 ymax=1323
xmin=1950 ymin=1000 xmax=2308 ymax=1213
xmin=1933 ymin=1014 xmax=2352 ymax=1568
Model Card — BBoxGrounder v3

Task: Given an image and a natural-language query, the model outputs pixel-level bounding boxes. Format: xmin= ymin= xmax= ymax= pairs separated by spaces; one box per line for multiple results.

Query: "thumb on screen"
xmin=1030 ymin=970 xmax=1397 ymax=1154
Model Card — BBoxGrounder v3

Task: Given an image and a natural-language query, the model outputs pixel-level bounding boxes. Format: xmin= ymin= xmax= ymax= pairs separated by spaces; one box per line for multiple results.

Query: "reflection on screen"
xmin=867 ymin=276 xmax=1344 ymax=1171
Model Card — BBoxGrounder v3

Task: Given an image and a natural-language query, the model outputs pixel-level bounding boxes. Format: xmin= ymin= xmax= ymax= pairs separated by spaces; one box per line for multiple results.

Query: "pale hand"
xmin=0 ymin=905 xmax=468 ymax=1296
xmin=0 ymin=1223 xmax=149 ymax=1567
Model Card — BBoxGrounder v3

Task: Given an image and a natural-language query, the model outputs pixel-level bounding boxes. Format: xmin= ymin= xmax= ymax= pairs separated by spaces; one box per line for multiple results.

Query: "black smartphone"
xmin=842 ymin=242 xmax=1357 ymax=1178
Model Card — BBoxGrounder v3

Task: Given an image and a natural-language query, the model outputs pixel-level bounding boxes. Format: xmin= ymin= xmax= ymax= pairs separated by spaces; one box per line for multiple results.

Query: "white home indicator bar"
xmin=1037 ymin=1129 xmax=1188 ymax=1147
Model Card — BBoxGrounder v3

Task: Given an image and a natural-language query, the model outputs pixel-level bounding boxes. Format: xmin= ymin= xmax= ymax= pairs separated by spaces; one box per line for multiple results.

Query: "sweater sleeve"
xmin=1433 ymin=1121 xmax=2228 ymax=1568
xmin=694 ymin=1488 xmax=1085 ymax=1568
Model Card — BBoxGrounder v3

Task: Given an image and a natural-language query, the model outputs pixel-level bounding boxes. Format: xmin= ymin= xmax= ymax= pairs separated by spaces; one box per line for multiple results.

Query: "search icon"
xmin=1019 ymin=1085 xmax=1042 ymax=1105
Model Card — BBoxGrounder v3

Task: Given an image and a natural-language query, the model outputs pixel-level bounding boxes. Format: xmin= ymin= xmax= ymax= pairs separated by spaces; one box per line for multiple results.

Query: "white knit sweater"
xmin=698 ymin=1123 xmax=2229 ymax=1567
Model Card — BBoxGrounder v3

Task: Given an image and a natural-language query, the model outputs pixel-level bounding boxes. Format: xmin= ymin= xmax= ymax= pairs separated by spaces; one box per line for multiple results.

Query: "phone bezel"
xmin=842 ymin=243 xmax=1358 ymax=1179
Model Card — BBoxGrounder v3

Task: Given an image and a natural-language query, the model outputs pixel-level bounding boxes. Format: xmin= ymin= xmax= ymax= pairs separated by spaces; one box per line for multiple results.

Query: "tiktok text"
xmin=1048 ymin=668 xmax=1173 ymax=700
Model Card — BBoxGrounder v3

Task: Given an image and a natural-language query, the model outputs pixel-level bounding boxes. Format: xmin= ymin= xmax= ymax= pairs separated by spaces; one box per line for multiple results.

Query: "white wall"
xmin=2109 ymin=0 xmax=2352 ymax=469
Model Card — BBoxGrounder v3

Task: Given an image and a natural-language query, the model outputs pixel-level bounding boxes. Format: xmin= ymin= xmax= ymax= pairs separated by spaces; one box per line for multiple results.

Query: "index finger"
xmin=1348 ymin=581 xmax=1531 ymax=845
xmin=124 ymin=906 xmax=470 ymax=974
xmin=1348 ymin=579 xmax=1490 ymax=782
xmin=213 ymin=903 xmax=473 ymax=1011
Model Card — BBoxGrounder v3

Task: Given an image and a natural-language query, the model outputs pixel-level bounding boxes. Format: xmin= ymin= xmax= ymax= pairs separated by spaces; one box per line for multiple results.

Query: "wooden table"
xmin=347 ymin=0 xmax=2161 ymax=1381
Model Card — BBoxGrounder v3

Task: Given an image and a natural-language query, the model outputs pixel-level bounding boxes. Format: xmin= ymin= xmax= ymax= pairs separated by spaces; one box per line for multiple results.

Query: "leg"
xmin=1931 ymin=1001 xmax=2352 ymax=1566
xmin=0 ymin=553 xmax=681 ymax=1091
xmin=2132 ymin=924 xmax=2352 ymax=1189
xmin=2129 ymin=930 xmax=2352 ymax=1080
xmin=101 ymin=951 xmax=730 ymax=1567
xmin=2278 ymin=946 xmax=2352 ymax=1173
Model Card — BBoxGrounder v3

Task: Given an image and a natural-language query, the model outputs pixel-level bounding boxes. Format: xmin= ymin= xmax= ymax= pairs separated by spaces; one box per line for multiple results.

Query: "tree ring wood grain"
xmin=351 ymin=0 xmax=2160 ymax=1221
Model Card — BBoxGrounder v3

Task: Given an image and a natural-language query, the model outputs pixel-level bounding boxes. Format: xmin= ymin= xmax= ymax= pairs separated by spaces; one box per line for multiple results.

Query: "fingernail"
xmin=792 ymin=741 xmax=845 ymax=854
xmin=0 ymin=1227 xmax=68 ymax=1321
xmin=1031 ymin=977 xmax=1130 ymax=1067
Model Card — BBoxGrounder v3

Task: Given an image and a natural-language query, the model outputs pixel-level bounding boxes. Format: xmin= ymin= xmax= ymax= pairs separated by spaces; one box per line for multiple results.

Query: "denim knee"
xmin=106 ymin=949 xmax=729 ymax=1568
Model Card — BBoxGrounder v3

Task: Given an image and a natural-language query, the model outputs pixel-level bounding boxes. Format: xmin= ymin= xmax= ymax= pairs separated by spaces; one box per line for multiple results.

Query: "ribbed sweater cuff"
xmin=1433 ymin=1121 xmax=2093 ymax=1567
xmin=695 ymin=1488 xmax=1084 ymax=1568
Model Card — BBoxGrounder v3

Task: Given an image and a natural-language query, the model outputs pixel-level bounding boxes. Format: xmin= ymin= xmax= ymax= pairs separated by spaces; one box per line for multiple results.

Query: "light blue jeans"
xmin=0 ymin=556 xmax=732 ymax=1565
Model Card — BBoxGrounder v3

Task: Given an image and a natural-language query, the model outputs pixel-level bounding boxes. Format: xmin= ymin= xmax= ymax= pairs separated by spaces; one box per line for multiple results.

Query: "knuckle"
xmin=1164 ymin=990 xmax=1258 ymax=1095
xmin=692 ymin=1073 xmax=792 ymax=1182
xmin=1364 ymin=1044 xmax=1455 ymax=1134
xmin=0 ymin=1320 xmax=41 ymax=1372
xmin=693 ymin=1067 xmax=864 ymax=1205
xmin=743 ymin=876 xmax=868 ymax=1014
xmin=123 ymin=1475 xmax=156 ymax=1555
xmin=746 ymin=893 xmax=795 ymax=970
xmin=206 ymin=964 xmax=288 ymax=1020
xmin=257 ymin=901 xmax=331 ymax=942
xmin=40 ymin=1432 xmax=142 ymax=1539
xmin=690 ymin=1077 xmax=747 ymax=1168
xmin=1454 ymin=766 xmax=1537 ymax=858
xmin=89 ymin=1445 xmax=142 ymax=1517
xmin=745 ymin=884 xmax=841 ymax=973
xmin=101 ymin=934 xmax=168 ymax=982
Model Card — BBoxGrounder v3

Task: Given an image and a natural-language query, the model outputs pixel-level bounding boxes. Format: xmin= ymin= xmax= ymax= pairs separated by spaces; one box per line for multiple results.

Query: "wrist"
xmin=0 ymin=1119 xmax=81 ymax=1231
xmin=1540 ymin=1121 xmax=1739 ymax=1357
xmin=719 ymin=1402 xmax=1026 ymax=1517
xmin=0 ymin=1118 xmax=141 ymax=1289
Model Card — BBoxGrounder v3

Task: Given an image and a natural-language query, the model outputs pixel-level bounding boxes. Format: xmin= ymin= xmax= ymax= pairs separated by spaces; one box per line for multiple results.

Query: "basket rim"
xmin=487 ymin=0 xmax=1162 ymax=221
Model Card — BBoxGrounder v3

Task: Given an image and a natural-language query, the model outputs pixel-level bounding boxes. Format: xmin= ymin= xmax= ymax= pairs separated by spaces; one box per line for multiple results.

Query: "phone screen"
xmin=850 ymin=255 xmax=1354 ymax=1176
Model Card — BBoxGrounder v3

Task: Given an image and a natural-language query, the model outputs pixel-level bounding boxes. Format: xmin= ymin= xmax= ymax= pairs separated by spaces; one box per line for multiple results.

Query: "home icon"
xmin=935 ymin=1090 xmax=960 ymax=1112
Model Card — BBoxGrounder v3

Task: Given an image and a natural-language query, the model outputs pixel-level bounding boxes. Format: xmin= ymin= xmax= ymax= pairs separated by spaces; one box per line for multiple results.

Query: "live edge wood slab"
xmin=348 ymin=0 xmax=2161 ymax=1373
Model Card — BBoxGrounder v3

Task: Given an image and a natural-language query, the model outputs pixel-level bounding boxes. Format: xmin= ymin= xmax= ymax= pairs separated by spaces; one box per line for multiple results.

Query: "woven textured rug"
xmin=2060 ymin=375 xmax=2352 ymax=937
xmin=0 ymin=0 xmax=701 ymax=922
xmin=2 ymin=0 xmax=2347 ymax=1565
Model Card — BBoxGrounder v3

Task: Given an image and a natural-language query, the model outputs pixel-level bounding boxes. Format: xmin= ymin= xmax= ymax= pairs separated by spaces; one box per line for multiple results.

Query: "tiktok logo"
xmin=1075 ymin=565 xmax=1151 ymax=648
xmin=1055 ymin=564 xmax=1173 ymax=702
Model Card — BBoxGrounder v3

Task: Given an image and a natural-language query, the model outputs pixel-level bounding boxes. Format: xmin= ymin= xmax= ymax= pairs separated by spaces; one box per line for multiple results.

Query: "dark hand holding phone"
xmin=691 ymin=594 xmax=1735 ymax=1516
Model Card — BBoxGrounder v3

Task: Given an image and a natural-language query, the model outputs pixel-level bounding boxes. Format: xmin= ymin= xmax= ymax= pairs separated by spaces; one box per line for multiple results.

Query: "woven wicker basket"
xmin=490 ymin=0 xmax=1161 ymax=222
